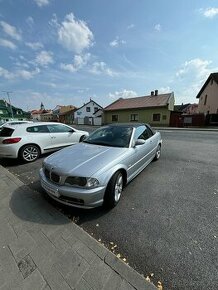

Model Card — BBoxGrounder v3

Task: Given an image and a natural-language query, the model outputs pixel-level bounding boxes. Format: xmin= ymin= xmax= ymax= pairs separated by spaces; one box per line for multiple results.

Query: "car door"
xmin=127 ymin=126 xmax=155 ymax=180
xmin=47 ymin=124 xmax=77 ymax=149
xmin=26 ymin=125 xmax=53 ymax=151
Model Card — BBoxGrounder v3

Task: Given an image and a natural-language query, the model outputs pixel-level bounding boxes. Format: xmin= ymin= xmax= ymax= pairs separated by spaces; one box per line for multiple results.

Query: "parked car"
xmin=39 ymin=123 xmax=162 ymax=209
xmin=0 ymin=122 xmax=89 ymax=162
xmin=0 ymin=120 xmax=33 ymax=130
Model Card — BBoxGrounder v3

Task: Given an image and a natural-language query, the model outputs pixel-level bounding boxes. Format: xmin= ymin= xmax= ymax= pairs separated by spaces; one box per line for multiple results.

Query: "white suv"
xmin=0 ymin=122 xmax=89 ymax=162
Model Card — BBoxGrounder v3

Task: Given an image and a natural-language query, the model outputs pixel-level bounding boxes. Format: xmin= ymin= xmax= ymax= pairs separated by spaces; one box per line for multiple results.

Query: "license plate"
xmin=41 ymin=180 xmax=60 ymax=198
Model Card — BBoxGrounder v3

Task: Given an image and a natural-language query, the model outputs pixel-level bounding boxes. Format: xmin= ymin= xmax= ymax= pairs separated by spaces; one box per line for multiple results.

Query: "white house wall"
xmin=75 ymin=101 xmax=102 ymax=118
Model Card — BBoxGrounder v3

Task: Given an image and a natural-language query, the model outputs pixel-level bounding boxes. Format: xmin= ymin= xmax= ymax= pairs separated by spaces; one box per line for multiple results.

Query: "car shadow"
xmin=0 ymin=153 xmax=51 ymax=167
xmin=9 ymin=184 xmax=70 ymax=225
xmin=42 ymin=190 xmax=111 ymax=226
xmin=11 ymin=179 xmax=111 ymax=226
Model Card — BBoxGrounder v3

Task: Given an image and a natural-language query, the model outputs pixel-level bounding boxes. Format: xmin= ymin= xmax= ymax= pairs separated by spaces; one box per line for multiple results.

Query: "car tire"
xmin=19 ymin=144 xmax=40 ymax=162
xmin=79 ymin=135 xmax=86 ymax=142
xmin=153 ymin=144 xmax=161 ymax=161
xmin=103 ymin=171 xmax=123 ymax=209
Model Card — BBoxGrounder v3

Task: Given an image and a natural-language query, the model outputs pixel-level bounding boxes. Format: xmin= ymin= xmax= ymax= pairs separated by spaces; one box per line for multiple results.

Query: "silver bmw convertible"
xmin=39 ymin=123 xmax=162 ymax=209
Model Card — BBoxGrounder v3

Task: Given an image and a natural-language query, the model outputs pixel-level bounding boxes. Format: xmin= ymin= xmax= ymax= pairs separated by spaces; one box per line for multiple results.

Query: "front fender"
xmin=97 ymin=163 xmax=128 ymax=187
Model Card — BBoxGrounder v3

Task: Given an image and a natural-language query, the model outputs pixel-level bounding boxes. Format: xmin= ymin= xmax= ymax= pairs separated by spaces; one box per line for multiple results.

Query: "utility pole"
xmin=2 ymin=91 xmax=14 ymax=119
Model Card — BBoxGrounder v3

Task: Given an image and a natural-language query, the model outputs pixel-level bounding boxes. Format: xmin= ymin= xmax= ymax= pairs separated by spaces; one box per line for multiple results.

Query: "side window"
xmin=130 ymin=114 xmax=139 ymax=122
xmin=112 ymin=115 xmax=118 ymax=122
xmin=47 ymin=124 xmax=73 ymax=133
xmin=26 ymin=125 xmax=49 ymax=133
xmin=153 ymin=114 xmax=161 ymax=122
xmin=86 ymin=107 xmax=91 ymax=112
xmin=134 ymin=126 xmax=152 ymax=141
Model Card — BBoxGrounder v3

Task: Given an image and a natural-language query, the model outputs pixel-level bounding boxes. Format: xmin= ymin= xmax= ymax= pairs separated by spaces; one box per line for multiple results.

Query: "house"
xmin=31 ymin=103 xmax=50 ymax=121
xmin=171 ymin=103 xmax=201 ymax=127
xmin=196 ymin=72 xmax=218 ymax=114
xmin=174 ymin=103 xmax=198 ymax=114
xmin=59 ymin=108 xmax=77 ymax=124
xmin=0 ymin=99 xmax=30 ymax=123
xmin=103 ymin=90 xmax=175 ymax=126
xmin=74 ymin=99 xmax=103 ymax=125
xmin=52 ymin=105 xmax=77 ymax=122
xmin=31 ymin=109 xmax=51 ymax=121
xmin=40 ymin=110 xmax=54 ymax=122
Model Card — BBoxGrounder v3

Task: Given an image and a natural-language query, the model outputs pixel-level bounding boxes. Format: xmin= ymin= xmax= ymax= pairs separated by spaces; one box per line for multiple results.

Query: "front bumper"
xmin=39 ymin=168 xmax=106 ymax=209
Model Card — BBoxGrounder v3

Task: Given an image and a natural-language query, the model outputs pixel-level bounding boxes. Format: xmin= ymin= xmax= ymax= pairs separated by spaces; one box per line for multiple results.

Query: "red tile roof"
xmin=104 ymin=93 xmax=172 ymax=111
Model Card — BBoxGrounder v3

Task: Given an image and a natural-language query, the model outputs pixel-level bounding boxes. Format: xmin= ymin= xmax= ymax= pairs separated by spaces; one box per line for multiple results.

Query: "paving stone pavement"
xmin=0 ymin=165 xmax=157 ymax=290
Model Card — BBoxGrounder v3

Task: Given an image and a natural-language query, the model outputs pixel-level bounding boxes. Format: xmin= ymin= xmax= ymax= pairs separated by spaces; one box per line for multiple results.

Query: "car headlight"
xmin=65 ymin=176 xmax=99 ymax=188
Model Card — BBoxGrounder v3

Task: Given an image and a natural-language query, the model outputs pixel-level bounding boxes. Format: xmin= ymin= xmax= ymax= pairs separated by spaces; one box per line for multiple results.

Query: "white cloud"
xmin=0 ymin=67 xmax=14 ymax=79
xmin=0 ymin=67 xmax=40 ymax=80
xmin=127 ymin=24 xmax=135 ymax=30
xmin=16 ymin=68 xmax=40 ymax=79
xmin=34 ymin=0 xmax=50 ymax=7
xmin=26 ymin=16 xmax=34 ymax=27
xmin=175 ymin=58 xmax=218 ymax=100
xmin=0 ymin=38 xmax=16 ymax=49
xmin=201 ymin=7 xmax=218 ymax=18
xmin=176 ymin=58 xmax=212 ymax=79
xmin=154 ymin=24 xmax=161 ymax=32
xmin=90 ymin=62 xmax=117 ymax=77
xmin=60 ymin=53 xmax=90 ymax=73
xmin=35 ymin=50 xmax=54 ymax=67
xmin=110 ymin=37 xmax=126 ymax=47
xmin=108 ymin=89 xmax=138 ymax=100
xmin=25 ymin=42 xmax=44 ymax=50
xmin=57 ymin=13 xmax=94 ymax=53
xmin=0 ymin=21 xmax=22 ymax=41
xmin=158 ymin=87 xmax=171 ymax=94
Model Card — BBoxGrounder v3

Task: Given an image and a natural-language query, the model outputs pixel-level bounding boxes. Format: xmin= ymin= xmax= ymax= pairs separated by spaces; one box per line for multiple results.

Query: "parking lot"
xmin=0 ymin=128 xmax=217 ymax=290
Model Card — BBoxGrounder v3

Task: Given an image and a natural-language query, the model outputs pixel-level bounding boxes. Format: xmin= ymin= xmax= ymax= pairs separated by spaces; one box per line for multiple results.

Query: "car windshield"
xmin=83 ymin=126 xmax=133 ymax=148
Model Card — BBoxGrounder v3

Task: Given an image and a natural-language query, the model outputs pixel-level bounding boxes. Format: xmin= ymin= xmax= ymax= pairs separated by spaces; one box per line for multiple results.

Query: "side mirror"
xmin=134 ymin=139 xmax=146 ymax=146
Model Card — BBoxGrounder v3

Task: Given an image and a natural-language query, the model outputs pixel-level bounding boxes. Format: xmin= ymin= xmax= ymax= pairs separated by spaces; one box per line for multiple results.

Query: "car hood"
xmin=44 ymin=143 xmax=127 ymax=177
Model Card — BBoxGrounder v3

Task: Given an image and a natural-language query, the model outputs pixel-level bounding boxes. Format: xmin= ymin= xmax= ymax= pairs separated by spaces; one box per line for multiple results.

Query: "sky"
xmin=0 ymin=0 xmax=218 ymax=111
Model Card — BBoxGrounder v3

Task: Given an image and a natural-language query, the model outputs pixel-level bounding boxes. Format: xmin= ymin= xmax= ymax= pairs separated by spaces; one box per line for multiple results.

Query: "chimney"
xmin=155 ymin=90 xmax=158 ymax=96
xmin=151 ymin=91 xmax=154 ymax=96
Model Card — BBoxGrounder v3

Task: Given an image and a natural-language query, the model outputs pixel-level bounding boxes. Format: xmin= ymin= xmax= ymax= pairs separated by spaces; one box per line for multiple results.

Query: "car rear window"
xmin=0 ymin=127 xmax=14 ymax=137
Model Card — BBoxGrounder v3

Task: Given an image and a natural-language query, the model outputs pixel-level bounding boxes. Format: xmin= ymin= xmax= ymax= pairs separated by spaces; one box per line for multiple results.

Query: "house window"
xmin=204 ymin=95 xmax=207 ymax=106
xmin=153 ymin=114 xmax=161 ymax=121
xmin=94 ymin=107 xmax=98 ymax=113
xmin=130 ymin=114 xmax=138 ymax=121
xmin=112 ymin=114 xmax=118 ymax=122
xmin=86 ymin=107 xmax=91 ymax=112
xmin=162 ymin=115 xmax=167 ymax=120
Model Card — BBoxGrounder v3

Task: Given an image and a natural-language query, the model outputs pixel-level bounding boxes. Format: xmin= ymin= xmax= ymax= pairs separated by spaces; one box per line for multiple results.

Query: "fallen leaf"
xmin=145 ymin=276 xmax=150 ymax=282
xmin=96 ymin=224 xmax=99 ymax=227
xmin=123 ymin=258 xmax=127 ymax=262
xmin=116 ymin=253 xmax=121 ymax=258
xmin=110 ymin=242 xmax=114 ymax=245
xmin=150 ymin=273 xmax=154 ymax=277
xmin=157 ymin=281 xmax=163 ymax=290
xmin=98 ymin=238 xmax=101 ymax=242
